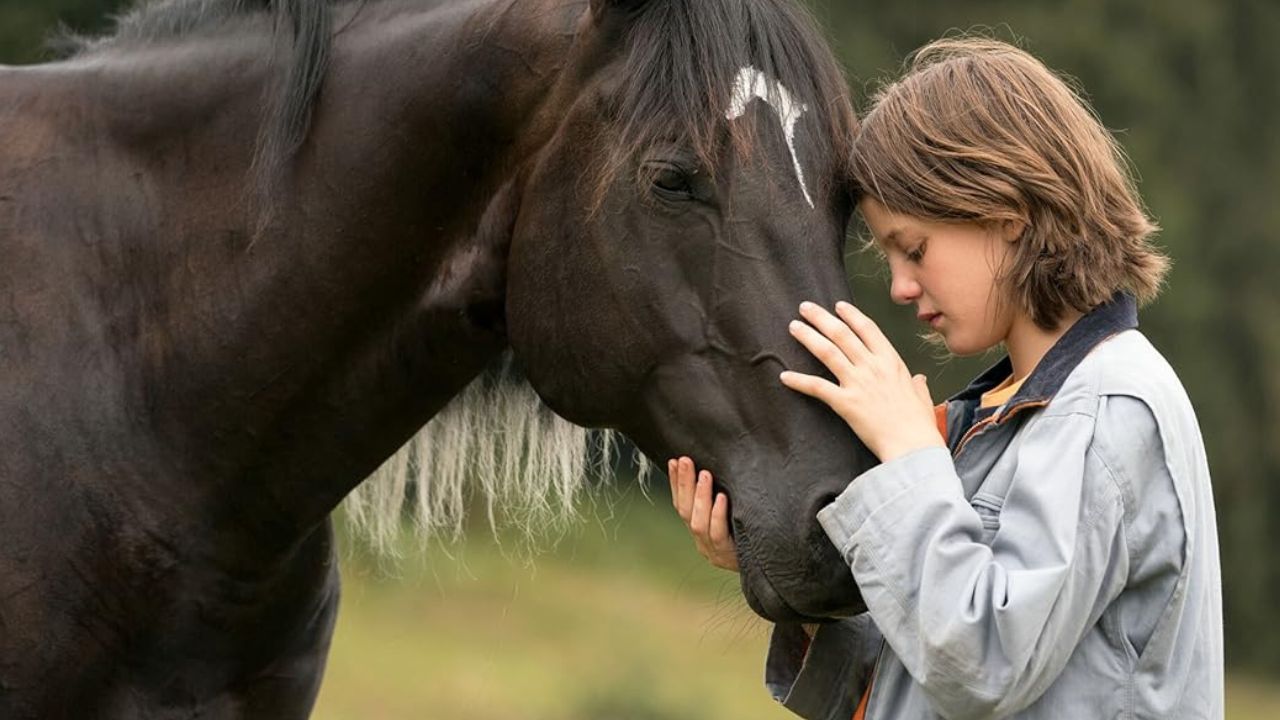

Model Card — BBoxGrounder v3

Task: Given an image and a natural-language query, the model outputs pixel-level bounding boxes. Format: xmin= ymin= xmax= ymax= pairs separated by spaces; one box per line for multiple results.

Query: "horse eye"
xmin=651 ymin=167 xmax=694 ymax=198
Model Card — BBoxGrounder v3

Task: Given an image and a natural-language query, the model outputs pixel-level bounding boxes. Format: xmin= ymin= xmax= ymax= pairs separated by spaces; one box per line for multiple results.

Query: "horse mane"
xmin=344 ymin=353 xmax=652 ymax=553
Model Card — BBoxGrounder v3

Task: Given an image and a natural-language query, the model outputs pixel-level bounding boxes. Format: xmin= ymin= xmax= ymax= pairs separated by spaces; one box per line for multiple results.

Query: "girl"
xmin=670 ymin=38 xmax=1222 ymax=719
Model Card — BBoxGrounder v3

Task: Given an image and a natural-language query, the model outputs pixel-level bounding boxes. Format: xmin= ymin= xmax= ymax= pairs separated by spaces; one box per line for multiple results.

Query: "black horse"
xmin=0 ymin=0 xmax=876 ymax=716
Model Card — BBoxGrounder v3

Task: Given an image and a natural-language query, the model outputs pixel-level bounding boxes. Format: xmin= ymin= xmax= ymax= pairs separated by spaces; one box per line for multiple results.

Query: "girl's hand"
xmin=668 ymin=457 xmax=739 ymax=572
xmin=779 ymin=301 xmax=944 ymax=463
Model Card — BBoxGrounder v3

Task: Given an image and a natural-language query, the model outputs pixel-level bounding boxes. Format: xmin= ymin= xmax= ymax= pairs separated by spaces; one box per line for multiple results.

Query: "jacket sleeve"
xmin=765 ymin=614 xmax=882 ymax=720
xmin=816 ymin=412 xmax=1129 ymax=720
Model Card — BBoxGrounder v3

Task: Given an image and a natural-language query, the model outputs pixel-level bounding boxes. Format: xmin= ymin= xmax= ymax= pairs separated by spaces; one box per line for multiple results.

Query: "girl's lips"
xmin=918 ymin=312 xmax=942 ymax=328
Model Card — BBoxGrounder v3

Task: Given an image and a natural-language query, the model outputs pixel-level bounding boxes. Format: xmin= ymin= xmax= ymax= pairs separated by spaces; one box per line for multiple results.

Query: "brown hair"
xmin=852 ymin=36 xmax=1168 ymax=330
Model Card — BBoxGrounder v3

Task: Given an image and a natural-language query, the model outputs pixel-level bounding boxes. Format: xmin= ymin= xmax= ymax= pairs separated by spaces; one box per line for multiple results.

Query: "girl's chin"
xmin=923 ymin=329 xmax=989 ymax=357
xmin=927 ymin=326 xmax=1002 ymax=357
xmin=941 ymin=334 xmax=983 ymax=356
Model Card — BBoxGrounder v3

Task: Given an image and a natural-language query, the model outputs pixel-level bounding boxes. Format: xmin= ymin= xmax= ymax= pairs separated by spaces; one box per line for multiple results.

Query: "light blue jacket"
xmin=766 ymin=294 xmax=1224 ymax=719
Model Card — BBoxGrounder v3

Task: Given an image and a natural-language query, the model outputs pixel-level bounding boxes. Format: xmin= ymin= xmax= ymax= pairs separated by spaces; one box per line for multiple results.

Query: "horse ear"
xmin=589 ymin=0 xmax=651 ymax=25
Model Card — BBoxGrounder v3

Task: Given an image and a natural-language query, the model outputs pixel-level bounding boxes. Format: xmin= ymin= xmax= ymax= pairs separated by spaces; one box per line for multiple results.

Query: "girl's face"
xmin=858 ymin=197 xmax=1018 ymax=356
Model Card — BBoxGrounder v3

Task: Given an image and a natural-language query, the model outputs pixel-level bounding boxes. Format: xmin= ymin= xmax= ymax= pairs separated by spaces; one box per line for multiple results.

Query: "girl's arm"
xmin=823 ymin=420 xmax=1127 ymax=720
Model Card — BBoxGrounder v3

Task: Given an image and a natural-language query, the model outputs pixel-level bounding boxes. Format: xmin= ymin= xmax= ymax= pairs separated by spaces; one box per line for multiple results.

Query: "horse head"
xmin=505 ymin=0 xmax=875 ymax=621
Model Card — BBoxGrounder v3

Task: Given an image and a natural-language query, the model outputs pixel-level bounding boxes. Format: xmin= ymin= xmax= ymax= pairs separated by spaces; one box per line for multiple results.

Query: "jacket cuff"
xmin=817 ymin=446 xmax=956 ymax=552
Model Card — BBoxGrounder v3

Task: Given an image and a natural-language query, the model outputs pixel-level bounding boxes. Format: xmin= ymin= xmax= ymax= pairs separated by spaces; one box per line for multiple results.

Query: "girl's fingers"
xmin=688 ymin=470 xmax=713 ymax=537
xmin=709 ymin=493 xmax=739 ymax=571
xmin=709 ymin=492 xmax=733 ymax=549
xmin=800 ymin=302 xmax=872 ymax=366
xmin=788 ymin=320 xmax=855 ymax=383
xmin=667 ymin=459 xmax=740 ymax=572
xmin=674 ymin=457 xmax=695 ymax=523
xmin=913 ymin=374 xmax=933 ymax=406
xmin=835 ymin=302 xmax=898 ymax=360
xmin=667 ymin=459 xmax=677 ymax=509
xmin=779 ymin=369 xmax=839 ymax=406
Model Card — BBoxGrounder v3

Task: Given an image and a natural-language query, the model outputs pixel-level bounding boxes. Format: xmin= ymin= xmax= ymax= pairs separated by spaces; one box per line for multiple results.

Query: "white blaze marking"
xmin=725 ymin=65 xmax=815 ymax=209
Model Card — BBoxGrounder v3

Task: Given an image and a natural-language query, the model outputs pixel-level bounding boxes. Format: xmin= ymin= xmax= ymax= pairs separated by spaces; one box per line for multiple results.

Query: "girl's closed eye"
xmin=906 ymin=240 xmax=927 ymax=263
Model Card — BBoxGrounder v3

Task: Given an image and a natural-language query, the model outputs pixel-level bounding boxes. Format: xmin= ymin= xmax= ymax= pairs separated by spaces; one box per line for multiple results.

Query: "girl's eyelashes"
xmin=906 ymin=240 xmax=927 ymax=263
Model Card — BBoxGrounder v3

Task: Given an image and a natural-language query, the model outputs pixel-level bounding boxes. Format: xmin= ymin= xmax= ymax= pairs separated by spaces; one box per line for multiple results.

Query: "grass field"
xmin=313 ymin=486 xmax=1279 ymax=719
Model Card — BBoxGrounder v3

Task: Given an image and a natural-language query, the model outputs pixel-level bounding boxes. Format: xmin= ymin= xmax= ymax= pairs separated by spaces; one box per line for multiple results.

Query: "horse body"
xmin=2 ymin=3 xmax=564 ymax=715
xmin=1 ymin=0 xmax=874 ymax=716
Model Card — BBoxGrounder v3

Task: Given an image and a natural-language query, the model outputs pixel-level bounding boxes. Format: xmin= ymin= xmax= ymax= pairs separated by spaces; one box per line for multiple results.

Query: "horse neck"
xmin=236 ymin=0 xmax=592 ymax=541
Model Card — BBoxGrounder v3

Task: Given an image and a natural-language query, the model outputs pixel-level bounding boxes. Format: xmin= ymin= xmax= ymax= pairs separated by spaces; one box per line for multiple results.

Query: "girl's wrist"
xmin=876 ymin=435 xmax=945 ymax=463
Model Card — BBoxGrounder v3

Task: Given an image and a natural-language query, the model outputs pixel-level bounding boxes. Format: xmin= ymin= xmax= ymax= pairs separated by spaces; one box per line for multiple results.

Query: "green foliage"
xmin=0 ymin=0 xmax=126 ymax=63
xmin=3 ymin=0 xmax=1277 ymax=675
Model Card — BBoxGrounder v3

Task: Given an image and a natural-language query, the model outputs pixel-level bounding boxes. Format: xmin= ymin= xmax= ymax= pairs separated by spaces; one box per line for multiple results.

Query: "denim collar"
xmin=951 ymin=292 xmax=1139 ymax=415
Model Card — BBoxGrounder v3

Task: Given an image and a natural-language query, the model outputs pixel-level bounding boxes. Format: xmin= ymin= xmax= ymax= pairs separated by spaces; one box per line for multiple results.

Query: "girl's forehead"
xmin=858 ymin=198 xmax=925 ymax=244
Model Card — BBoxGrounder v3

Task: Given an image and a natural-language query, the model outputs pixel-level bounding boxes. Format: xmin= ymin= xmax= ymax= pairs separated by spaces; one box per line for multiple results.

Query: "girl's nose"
xmin=889 ymin=270 xmax=922 ymax=305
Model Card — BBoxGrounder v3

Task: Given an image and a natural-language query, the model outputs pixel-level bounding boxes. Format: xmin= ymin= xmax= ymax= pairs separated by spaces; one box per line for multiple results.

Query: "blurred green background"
xmin=3 ymin=0 xmax=1276 ymax=717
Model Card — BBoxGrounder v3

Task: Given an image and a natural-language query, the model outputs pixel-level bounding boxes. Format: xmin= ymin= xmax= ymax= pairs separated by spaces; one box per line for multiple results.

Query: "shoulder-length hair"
xmin=852 ymin=36 xmax=1168 ymax=330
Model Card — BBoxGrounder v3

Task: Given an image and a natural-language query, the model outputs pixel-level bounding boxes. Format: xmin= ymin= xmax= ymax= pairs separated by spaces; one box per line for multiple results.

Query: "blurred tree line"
xmin=2 ymin=0 xmax=1275 ymax=676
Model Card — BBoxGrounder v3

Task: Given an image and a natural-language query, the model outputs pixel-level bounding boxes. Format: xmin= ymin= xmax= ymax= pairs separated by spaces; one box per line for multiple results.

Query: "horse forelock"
xmin=596 ymin=0 xmax=858 ymax=202
xmin=343 ymin=352 xmax=654 ymax=553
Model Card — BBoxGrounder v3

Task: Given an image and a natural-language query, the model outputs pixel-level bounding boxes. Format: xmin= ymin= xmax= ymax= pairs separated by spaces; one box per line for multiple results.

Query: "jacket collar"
xmin=951 ymin=292 xmax=1139 ymax=415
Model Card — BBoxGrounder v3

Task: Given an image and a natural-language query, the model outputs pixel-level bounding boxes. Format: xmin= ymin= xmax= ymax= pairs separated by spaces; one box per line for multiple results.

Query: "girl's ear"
xmin=1002 ymin=218 xmax=1027 ymax=243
